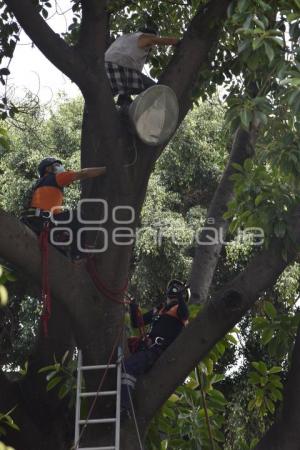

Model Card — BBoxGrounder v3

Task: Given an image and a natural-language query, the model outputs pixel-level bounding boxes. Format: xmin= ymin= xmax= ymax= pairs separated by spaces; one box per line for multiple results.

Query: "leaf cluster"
xmin=38 ymin=351 xmax=77 ymax=408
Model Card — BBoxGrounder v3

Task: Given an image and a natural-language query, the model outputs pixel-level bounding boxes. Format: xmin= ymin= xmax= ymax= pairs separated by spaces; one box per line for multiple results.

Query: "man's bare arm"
xmin=138 ymin=35 xmax=179 ymax=49
xmin=74 ymin=167 xmax=107 ymax=181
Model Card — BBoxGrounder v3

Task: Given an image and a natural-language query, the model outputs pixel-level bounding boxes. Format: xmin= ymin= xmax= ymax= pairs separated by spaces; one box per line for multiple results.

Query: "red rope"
xmin=39 ymin=222 xmax=51 ymax=337
xmin=86 ymin=257 xmax=130 ymax=304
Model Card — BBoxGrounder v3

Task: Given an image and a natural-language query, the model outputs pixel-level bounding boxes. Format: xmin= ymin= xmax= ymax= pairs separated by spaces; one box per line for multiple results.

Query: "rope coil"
xmin=86 ymin=257 xmax=130 ymax=304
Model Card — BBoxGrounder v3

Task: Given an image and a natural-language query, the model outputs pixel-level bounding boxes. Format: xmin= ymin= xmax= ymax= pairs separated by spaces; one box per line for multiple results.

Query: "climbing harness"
xmin=39 ymin=221 xmax=51 ymax=336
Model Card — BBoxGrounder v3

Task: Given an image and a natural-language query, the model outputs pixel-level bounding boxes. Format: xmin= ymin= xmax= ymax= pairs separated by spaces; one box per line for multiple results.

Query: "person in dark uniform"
xmin=20 ymin=157 xmax=106 ymax=260
xmin=121 ymin=279 xmax=190 ymax=417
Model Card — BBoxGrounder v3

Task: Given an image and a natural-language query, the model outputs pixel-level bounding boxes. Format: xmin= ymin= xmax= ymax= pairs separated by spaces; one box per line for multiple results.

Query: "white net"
xmin=128 ymin=85 xmax=179 ymax=146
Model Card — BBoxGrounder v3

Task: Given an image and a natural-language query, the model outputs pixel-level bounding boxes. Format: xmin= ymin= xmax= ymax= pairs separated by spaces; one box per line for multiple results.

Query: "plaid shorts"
xmin=105 ymin=61 xmax=155 ymax=96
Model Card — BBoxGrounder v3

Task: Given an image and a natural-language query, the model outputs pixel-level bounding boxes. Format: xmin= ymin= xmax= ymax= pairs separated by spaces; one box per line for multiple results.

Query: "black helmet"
xmin=38 ymin=157 xmax=62 ymax=177
xmin=166 ymin=279 xmax=190 ymax=302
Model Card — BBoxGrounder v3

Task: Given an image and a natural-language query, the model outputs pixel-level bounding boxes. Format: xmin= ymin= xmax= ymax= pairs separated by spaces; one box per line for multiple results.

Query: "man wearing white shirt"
xmin=105 ymin=26 xmax=179 ymax=107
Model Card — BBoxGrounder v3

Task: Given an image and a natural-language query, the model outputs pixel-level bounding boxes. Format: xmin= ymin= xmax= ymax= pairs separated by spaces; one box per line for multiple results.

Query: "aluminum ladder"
xmin=74 ymin=347 xmax=122 ymax=450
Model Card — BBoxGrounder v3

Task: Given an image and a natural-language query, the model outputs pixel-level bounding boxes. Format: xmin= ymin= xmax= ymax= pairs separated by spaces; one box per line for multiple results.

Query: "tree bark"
xmin=190 ymin=125 xmax=258 ymax=304
xmin=133 ymin=220 xmax=300 ymax=430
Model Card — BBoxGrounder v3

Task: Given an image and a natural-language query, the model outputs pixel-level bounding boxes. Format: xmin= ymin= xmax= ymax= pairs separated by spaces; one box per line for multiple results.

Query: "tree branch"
xmin=190 ymin=125 xmax=259 ymax=304
xmin=134 ymin=207 xmax=300 ymax=429
xmin=0 ymin=210 xmax=116 ymax=353
xmin=3 ymin=0 xmax=85 ymax=86
xmin=78 ymin=0 xmax=108 ymax=57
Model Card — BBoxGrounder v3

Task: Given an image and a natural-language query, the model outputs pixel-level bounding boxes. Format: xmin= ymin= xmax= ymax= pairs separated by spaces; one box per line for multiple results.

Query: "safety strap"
xmin=39 ymin=222 xmax=51 ymax=336
xmin=21 ymin=208 xmax=51 ymax=219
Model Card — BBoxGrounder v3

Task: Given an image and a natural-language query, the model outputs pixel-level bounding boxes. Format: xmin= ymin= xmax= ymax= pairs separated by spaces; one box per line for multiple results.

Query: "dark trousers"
xmin=121 ymin=346 xmax=162 ymax=410
xmin=22 ymin=210 xmax=84 ymax=259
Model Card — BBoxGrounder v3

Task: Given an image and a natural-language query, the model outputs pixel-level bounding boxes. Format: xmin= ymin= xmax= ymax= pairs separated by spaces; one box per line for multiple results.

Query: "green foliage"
xmin=220 ymin=0 xmax=300 ymax=139
xmin=0 ymin=266 xmax=8 ymax=307
xmin=224 ymin=156 xmax=300 ymax=250
xmin=0 ymin=128 xmax=9 ymax=154
xmin=253 ymin=300 xmax=300 ymax=358
xmin=0 ymin=295 xmax=41 ymax=369
xmin=225 ymin=96 xmax=272 ymax=131
xmin=147 ymin=329 xmax=237 ymax=450
xmin=157 ymin=99 xmax=226 ymax=206
xmin=0 ymin=407 xmax=19 ymax=438
xmin=275 ymin=262 xmax=300 ymax=304
xmin=0 ymin=442 xmax=15 ymax=450
xmin=0 ymin=95 xmax=82 ymax=215
xmin=38 ymin=351 xmax=77 ymax=407
xmin=247 ymin=361 xmax=283 ymax=416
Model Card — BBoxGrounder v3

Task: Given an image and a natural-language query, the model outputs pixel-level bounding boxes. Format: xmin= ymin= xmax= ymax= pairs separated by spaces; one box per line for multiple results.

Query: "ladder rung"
xmin=79 ymin=418 xmax=116 ymax=424
xmin=80 ymin=364 xmax=116 ymax=370
xmin=78 ymin=447 xmax=115 ymax=450
xmin=80 ymin=391 xmax=117 ymax=397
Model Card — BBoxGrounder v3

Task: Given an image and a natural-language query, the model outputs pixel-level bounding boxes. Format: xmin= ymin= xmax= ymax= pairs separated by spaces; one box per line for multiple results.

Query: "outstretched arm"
xmin=138 ymin=35 xmax=179 ymax=49
xmin=74 ymin=167 xmax=107 ymax=181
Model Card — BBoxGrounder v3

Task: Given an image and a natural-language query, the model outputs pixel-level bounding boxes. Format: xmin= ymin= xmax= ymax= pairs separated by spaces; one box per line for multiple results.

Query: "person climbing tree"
xmin=121 ymin=279 xmax=190 ymax=418
xmin=105 ymin=25 xmax=179 ymax=108
xmin=20 ymin=157 xmax=106 ymax=260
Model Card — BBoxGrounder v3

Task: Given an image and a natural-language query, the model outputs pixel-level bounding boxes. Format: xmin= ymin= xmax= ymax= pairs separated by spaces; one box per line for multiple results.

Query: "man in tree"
xmin=105 ymin=25 xmax=179 ymax=107
xmin=121 ymin=279 xmax=189 ymax=417
xmin=21 ymin=157 xmax=106 ymax=260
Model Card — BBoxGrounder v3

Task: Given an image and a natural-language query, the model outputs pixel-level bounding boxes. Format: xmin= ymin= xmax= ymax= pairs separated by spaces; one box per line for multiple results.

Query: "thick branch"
xmin=190 ymin=125 xmax=258 ymax=304
xmin=3 ymin=0 xmax=85 ymax=86
xmin=0 ymin=210 xmax=119 ymax=355
xmin=134 ymin=206 xmax=300 ymax=430
xmin=78 ymin=0 xmax=108 ymax=57
xmin=255 ymin=322 xmax=300 ymax=450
